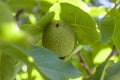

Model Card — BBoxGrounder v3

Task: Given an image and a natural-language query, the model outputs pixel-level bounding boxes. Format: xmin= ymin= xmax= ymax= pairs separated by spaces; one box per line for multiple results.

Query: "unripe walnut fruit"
xmin=42 ymin=20 xmax=75 ymax=57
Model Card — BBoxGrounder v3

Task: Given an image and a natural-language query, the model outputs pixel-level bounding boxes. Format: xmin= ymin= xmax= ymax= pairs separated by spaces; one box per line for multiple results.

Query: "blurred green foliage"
xmin=1 ymin=0 xmax=120 ymax=80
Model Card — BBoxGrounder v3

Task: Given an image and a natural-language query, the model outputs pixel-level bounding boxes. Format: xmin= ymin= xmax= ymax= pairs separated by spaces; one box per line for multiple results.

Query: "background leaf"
xmin=7 ymin=0 xmax=36 ymax=12
xmin=99 ymin=17 xmax=115 ymax=43
xmin=104 ymin=62 xmax=120 ymax=80
xmin=27 ymin=46 xmax=81 ymax=80
xmin=0 ymin=51 xmax=23 ymax=80
xmin=0 ymin=1 xmax=17 ymax=39
xmin=90 ymin=60 xmax=113 ymax=80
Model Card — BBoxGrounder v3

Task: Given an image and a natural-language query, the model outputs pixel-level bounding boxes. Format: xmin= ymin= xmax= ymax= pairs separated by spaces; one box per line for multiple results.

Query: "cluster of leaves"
xmin=1 ymin=0 xmax=120 ymax=80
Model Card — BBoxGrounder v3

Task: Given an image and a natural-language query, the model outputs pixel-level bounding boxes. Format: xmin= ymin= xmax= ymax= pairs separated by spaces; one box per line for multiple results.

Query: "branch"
xmin=106 ymin=46 xmax=118 ymax=61
xmin=15 ymin=9 xmax=25 ymax=21
xmin=77 ymin=52 xmax=92 ymax=76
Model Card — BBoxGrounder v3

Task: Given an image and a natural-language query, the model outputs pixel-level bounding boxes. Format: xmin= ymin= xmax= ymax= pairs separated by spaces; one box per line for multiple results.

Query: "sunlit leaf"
xmin=89 ymin=7 xmax=106 ymax=17
xmin=38 ymin=0 xmax=57 ymax=14
xmin=50 ymin=3 xmax=99 ymax=44
xmin=39 ymin=0 xmax=89 ymax=14
xmin=94 ymin=47 xmax=112 ymax=63
xmin=59 ymin=0 xmax=90 ymax=12
xmin=0 ymin=1 xmax=31 ymax=48
xmin=0 ymin=1 xmax=18 ymax=39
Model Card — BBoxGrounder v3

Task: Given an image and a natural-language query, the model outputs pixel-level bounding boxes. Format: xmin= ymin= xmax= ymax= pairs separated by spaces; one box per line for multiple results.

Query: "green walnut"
xmin=42 ymin=20 xmax=75 ymax=57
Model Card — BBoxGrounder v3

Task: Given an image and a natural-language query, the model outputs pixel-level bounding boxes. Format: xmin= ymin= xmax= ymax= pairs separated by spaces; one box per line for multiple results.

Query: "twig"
xmin=106 ymin=46 xmax=117 ymax=61
xmin=15 ymin=9 xmax=25 ymax=21
xmin=77 ymin=52 xmax=92 ymax=76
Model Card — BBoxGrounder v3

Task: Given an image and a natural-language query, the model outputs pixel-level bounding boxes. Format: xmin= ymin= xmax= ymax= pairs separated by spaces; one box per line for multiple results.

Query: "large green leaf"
xmin=50 ymin=3 xmax=99 ymax=44
xmin=104 ymin=62 xmax=120 ymax=80
xmin=38 ymin=0 xmax=89 ymax=15
xmin=59 ymin=0 xmax=89 ymax=12
xmin=2 ymin=44 xmax=80 ymax=80
xmin=99 ymin=18 xmax=115 ymax=43
xmin=27 ymin=46 xmax=81 ymax=80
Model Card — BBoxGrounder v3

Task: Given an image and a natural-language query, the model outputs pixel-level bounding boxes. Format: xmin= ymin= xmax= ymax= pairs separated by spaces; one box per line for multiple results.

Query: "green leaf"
xmin=90 ymin=42 xmax=113 ymax=64
xmin=38 ymin=0 xmax=57 ymax=14
xmin=71 ymin=24 xmax=99 ymax=44
xmin=0 ymin=52 xmax=23 ymax=80
xmin=0 ymin=1 xmax=14 ymax=25
xmin=104 ymin=62 xmax=120 ymax=80
xmin=0 ymin=1 xmax=30 ymax=47
xmin=38 ymin=0 xmax=89 ymax=15
xmin=99 ymin=17 xmax=115 ymax=43
xmin=2 ymin=44 xmax=80 ymax=80
xmin=80 ymin=46 xmax=94 ymax=68
xmin=7 ymin=0 xmax=36 ymax=12
xmin=50 ymin=3 xmax=99 ymax=44
xmin=89 ymin=7 xmax=106 ymax=17
xmin=27 ymin=46 xmax=81 ymax=80
xmin=59 ymin=0 xmax=89 ymax=12
xmin=90 ymin=60 xmax=113 ymax=80
xmin=110 ymin=0 xmax=116 ymax=3
xmin=113 ymin=15 xmax=120 ymax=51
xmin=21 ymin=11 xmax=55 ymax=43
xmin=0 ymin=1 xmax=17 ymax=39
xmin=113 ymin=31 xmax=120 ymax=51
